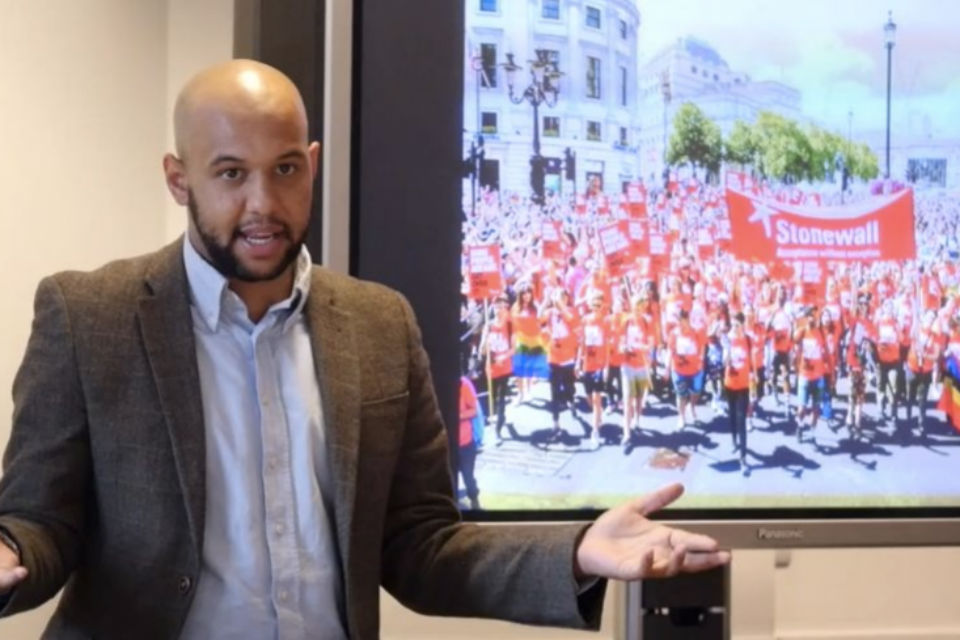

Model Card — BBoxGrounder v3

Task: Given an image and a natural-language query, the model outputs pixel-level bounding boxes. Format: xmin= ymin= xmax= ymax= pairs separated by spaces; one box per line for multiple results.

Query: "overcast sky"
xmin=636 ymin=0 xmax=960 ymax=139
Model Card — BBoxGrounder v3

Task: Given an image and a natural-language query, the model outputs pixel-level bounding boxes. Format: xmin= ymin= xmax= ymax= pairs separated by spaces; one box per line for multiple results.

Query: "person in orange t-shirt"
xmin=794 ymin=306 xmax=831 ymax=438
xmin=723 ymin=312 xmax=753 ymax=465
xmin=541 ymin=288 xmax=581 ymax=438
xmin=577 ymin=292 xmax=609 ymax=449
xmin=620 ymin=295 xmax=655 ymax=446
xmin=906 ymin=310 xmax=941 ymax=432
xmin=668 ymin=310 xmax=706 ymax=428
xmin=767 ymin=295 xmax=794 ymax=413
xmin=483 ymin=294 xmax=515 ymax=442
xmin=875 ymin=305 xmax=902 ymax=422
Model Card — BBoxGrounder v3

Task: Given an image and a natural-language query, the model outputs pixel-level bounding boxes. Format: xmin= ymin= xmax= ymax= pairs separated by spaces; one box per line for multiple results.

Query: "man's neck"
xmin=229 ymin=269 xmax=296 ymax=324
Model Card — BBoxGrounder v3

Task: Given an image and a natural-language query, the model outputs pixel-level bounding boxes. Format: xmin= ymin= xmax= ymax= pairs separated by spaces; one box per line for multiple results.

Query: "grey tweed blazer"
xmin=0 ymin=239 xmax=602 ymax=639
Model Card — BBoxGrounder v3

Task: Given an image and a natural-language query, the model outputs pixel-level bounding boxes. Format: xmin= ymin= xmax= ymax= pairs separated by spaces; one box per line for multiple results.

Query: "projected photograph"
xmin=458 ymin=0 xmax=960 ymax=511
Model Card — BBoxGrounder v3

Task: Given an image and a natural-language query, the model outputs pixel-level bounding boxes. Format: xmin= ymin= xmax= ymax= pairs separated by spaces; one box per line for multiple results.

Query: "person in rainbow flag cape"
xmin=937 ymin=317 xmax=960 ymax=433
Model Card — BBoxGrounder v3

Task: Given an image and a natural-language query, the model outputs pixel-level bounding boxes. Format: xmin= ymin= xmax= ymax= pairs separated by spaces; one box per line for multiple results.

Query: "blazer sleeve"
xmin=0 ymin=276 xmax=90 ymax=616
xmin=379 ymin=292 xmax=605 ymax=630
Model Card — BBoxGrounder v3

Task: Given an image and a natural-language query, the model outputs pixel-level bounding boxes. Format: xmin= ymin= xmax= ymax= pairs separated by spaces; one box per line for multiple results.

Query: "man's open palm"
xmin=575 ymin=483 xmax=730 ymax=580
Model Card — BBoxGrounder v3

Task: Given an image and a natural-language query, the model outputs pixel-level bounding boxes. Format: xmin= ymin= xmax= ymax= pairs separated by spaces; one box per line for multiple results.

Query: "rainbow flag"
xmin=937 ymin=353 xmax=960 ymax=433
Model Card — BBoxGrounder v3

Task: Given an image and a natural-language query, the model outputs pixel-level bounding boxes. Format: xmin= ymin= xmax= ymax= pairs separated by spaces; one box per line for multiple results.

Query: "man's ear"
xmin=163 ymin=153 xmax=190 ymax=205
xmin=308 ymin=141 xmax=321 ymax=180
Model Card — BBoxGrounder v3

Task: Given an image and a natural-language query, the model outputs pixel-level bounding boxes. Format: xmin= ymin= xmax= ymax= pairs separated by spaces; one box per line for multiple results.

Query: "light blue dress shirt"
xmin=179 ymin=239 xmax=346 ymax=640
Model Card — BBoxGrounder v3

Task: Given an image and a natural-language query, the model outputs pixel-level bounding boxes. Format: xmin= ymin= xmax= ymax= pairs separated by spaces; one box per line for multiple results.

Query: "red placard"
xmin=541 ymin=220 xmax=566 ymax=261
xmin=799 ymin=260 xmax=827 ymax=305
xmin=726 ymin=188 xmax=916 ymax=262
xmin=598 ymin=221 xmax=633 ymax=277
xmin=627 ymin=219 xmax=649 ymax=257
xmin=466 ymin=245 xmax=503 ymax=300
xmin=626 ymin=183 xmax=648 ymax=218
xmin=697 ymin=227 xmax=714 ymax=261
xmin=648 ymin=232 xmax=670 ymax=277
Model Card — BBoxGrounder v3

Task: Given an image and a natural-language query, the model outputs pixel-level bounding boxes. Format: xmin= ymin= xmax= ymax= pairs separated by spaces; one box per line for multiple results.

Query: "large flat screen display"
xmin=456 ymin=0 xmax=960 ymax=521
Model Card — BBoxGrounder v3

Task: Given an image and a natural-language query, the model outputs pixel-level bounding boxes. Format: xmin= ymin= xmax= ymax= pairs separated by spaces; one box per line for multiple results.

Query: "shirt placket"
xmin=253 ymin=322 xmax=304 ymax=637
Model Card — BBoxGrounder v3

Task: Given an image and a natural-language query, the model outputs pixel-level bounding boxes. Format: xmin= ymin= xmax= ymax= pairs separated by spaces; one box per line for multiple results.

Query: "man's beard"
xmin=188 ymin=190 xmax=305 ymax=282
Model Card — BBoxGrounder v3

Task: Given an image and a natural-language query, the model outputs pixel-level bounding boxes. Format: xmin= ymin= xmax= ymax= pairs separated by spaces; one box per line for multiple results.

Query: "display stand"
xmin=622 ymin=564 xmax=730 ymax=639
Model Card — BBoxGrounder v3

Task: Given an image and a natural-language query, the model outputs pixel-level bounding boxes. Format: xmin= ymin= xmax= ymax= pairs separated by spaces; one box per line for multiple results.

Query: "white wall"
xmin=0 ymin=1 xmax=958 ymax=639
xmin=0 ymin=0 xmax=232 ymax=637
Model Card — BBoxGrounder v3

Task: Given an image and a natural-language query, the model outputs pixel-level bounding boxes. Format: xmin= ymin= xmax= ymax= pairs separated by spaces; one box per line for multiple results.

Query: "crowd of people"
xmin=460 ymin=175 xmax=960 ymax=470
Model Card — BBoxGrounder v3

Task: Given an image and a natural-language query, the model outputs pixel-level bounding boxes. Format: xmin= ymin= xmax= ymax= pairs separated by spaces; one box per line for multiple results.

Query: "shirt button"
xmin=279 ymin=589 xmax=289 ymax=603
xmin=178 ymin=575 xmax=193 ymax=595
xmin=274 ymin=522 xmax=285 ymax=536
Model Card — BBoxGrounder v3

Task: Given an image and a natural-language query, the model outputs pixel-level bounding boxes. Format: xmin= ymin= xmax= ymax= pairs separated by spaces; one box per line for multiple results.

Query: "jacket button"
xmin=178 ymin=576 xmax=192 ymax=595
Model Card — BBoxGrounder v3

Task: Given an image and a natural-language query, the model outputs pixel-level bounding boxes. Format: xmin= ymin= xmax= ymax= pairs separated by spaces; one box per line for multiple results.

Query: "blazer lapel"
xmin=305 ymin=270 xmax=360 ymax=584
xmin=138 ymin=239 xmax=207 ymax=556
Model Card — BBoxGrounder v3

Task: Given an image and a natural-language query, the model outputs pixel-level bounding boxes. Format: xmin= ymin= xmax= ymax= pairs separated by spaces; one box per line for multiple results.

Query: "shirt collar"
xmin=182 ymin=236 xmax=313 ymax=333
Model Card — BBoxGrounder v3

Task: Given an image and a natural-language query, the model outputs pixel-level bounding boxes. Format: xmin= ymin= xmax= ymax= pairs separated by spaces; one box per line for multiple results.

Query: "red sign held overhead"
xmin=598 ymin=221 xmax=634 ymax=277
xmin=648 ymin=231 xmax=670 ymax=277
xmin=466 ymin=245 xmax=503 ymax=300
xmin=626 ymin=183 xmax=648 ymax=218
xmin=725 ymin=188 xmax=916 ymax=263
xmin=541 ymin=221 xmax=567 ymax=261
xmin=799 ymin=261 xmax=827 ymax=305
xmin=697 ymin=227 xmax=714 ymax=261
xmin=627 ymin=219 xmax=649 ymax=257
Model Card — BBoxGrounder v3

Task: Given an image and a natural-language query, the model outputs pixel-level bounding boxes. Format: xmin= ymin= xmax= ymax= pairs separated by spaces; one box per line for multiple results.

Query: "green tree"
xmin=667 ymin=102 xmax=723 ymax=178
xmin=752 ymin=111 xmax=814 ymax=184
xmin=847 ymin=142 xmax=880 ymax=181
xmin=724 ymin=120 xmax=758 ymax=167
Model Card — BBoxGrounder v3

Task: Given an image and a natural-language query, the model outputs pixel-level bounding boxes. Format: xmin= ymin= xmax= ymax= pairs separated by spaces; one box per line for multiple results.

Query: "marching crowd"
xmin=460 ymin=177 xmax=960 ymax=469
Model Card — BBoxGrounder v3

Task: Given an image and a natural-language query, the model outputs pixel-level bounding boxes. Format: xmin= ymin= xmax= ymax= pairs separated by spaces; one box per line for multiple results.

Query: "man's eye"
xmin=220 ymin=168 xmax=243 ymax=180
xmin=276 ymin=163 xmax=298 ymax=176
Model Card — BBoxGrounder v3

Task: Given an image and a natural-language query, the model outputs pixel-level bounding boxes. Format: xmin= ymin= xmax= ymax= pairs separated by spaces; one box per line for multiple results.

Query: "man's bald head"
xmin=173 ymin=59 xmax=308 ymax=161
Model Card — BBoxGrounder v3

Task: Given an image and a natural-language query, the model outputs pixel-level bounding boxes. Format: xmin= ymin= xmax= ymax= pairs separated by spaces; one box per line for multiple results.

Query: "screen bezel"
xmin=346 ymin=0 xmax=960 ymax=547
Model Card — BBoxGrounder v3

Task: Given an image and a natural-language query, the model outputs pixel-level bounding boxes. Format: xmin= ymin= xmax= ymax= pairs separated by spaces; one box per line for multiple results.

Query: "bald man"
xmin=0 ymin=60 xmax=727 ymax=639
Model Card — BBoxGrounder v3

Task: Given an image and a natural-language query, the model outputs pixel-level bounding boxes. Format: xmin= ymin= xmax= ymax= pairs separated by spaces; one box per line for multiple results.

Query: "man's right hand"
xmin=0 ymin=540 xmax=27 ymax=595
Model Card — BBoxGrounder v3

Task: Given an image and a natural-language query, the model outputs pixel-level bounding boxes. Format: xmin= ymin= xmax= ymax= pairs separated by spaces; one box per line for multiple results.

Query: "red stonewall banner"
xmin=725 ymin=188 xmax=915 ymax=262
xmin=466 ymin=244 xmax=503 ymax=300
xmin=541 ymin=221 xmax=567 ymax=261
xmin=599 ymin=221 xmax=633 ymax=277
xmin=627 ymin=219 xmax=649 ymax=256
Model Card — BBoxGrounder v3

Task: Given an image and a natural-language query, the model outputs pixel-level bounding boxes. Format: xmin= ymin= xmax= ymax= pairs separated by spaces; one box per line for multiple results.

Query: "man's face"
xmin=172 ymin=103 xmax=319 ymax=282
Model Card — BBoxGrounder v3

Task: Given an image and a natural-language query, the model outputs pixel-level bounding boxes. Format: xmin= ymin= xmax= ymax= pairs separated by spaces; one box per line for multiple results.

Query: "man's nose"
xmin=245 ymin=173 xmax=279 ymax=216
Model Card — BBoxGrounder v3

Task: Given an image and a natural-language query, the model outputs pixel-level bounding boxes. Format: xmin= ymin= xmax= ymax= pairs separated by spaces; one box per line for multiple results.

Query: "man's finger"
xmin=0 ymin=566 xmax=28 ymax=592
xmin=669 ymin=529 xmax=721 ymax=552
xmin=681 ymin=550 xmax=731 ymax=573
xmin=664 ymin=545 xmax=686 ymax=577
xmin=633 ymin=483 xmax=684 ymax=516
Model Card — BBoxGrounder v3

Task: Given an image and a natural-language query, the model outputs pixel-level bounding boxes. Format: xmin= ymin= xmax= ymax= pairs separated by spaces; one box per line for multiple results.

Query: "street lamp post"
xmin=884 ymin=10 xmax=896 ymax=179
xmin=660 ymin=70 xmax=672 ymax=190
xmin=501 ymin=51 xmax=563 ymax=205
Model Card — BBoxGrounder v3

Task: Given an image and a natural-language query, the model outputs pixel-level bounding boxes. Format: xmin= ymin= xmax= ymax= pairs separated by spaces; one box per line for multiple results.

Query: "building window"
xmin=713 ymin=73 xmax=719 ymax=81
xmin=619 ymin=19 xmax=628 ymax=39
xmin=542 ymin=0 xmax=560 ymax=19
xmin=619 ymin=126 xmax=629 ymax=146
xmin=620 ymin=66 xmax=628 ymax=106
xmin=585 ymin=6 xmax=601 ymax=29
xmin=587 ymin=120 xmax=602 ymax=141
xmin=481 ymin=112 xmax=498 ymax=134
xmin=480 ymin=43 xmax=497 ymax=88
xmin=691 ymin=65 xmax=697 ymax=74
xmin=480 ymin=0 xmax=498 ymax=12
xmin=586 ymin=56 xmax=601 ymax=99
xmin=543 ymin=116 xmax=560 ymax=137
